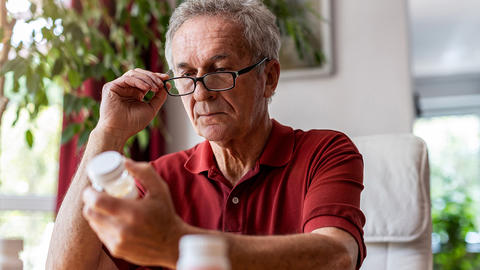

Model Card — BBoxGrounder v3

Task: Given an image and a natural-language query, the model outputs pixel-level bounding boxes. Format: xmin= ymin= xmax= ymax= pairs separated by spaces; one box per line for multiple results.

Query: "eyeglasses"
xmin=163 ymin=57 xmax=269 ymax=96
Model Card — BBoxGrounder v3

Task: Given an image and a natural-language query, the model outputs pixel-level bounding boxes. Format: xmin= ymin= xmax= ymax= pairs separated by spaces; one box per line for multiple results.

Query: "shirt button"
xmin=232 ymin=196 xmax=240 ymax=204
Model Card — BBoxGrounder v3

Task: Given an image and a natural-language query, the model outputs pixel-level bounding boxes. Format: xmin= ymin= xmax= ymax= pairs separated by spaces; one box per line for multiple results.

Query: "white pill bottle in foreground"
xmin=86 ymin=151 xmax=138 ymax=199
xmin=177 ymin=235 xmax=230 ymax=270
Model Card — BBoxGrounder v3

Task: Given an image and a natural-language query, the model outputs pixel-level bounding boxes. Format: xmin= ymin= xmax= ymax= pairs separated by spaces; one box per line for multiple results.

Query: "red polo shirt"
xmin=113 ymin=119 xmax=366 ymax=269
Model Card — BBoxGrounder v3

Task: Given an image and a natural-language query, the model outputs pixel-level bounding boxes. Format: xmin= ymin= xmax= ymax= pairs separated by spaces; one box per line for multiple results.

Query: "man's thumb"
xmin=124 ymin=159 xmax=163 ymax=197
xmin=148 ymin=89 xmax=167 ymax=113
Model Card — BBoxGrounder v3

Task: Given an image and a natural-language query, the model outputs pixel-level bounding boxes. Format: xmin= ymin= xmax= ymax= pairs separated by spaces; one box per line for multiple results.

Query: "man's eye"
xmin=182 ymin=72 xmax=194 ymax=77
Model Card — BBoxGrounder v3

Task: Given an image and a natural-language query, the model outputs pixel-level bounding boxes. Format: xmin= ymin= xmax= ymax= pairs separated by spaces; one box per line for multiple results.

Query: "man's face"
xmin=170 ymin=16 xmax=272 ymax=144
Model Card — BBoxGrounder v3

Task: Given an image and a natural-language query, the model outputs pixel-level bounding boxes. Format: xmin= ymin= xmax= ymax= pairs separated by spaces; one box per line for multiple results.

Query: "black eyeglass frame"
xmin=163 ymin=57 xmax=269 ymax=96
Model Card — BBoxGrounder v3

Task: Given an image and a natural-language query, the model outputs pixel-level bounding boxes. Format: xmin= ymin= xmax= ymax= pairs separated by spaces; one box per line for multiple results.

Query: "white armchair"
xmin=353 ymin=134 xmax=432 ymax=270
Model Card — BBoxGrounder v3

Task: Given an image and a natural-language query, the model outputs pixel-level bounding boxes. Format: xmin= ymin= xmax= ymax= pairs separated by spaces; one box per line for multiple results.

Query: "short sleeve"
xmin=301 ymin=133 xmax=367 ymax=269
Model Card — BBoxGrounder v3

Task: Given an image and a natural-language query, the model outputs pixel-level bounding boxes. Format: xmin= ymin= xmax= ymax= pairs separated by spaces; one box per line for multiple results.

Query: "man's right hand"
xmin=96 ymin=68 xmax=169 ymax=142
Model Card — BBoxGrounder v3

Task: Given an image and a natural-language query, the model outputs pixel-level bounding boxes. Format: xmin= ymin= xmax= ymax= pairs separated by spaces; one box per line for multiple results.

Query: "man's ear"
xmin=264 ymin=59 xmax=280 ymax=98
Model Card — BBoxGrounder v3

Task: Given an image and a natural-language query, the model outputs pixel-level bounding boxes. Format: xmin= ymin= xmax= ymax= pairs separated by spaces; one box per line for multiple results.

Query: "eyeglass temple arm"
xmin=237 ymin=58 xmax=269 ymax=75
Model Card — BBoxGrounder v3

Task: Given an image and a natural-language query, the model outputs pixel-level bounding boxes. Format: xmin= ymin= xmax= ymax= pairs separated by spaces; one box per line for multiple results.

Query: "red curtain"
xmin=55 ymin=0 xmax=166 ymax=213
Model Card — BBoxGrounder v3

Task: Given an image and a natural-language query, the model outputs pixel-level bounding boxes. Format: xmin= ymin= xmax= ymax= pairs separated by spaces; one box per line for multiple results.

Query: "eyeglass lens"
xmin=166 ymin=72 xmax=235 ymax=96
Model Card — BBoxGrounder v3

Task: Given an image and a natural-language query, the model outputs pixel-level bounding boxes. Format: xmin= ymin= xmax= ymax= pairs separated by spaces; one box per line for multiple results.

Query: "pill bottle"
xmin=177 ymin=235 xmax=230 ymax=270
xmin=0 ymin=238 xmax=23 ymax=270
xmin=86 ymin=151 xmax=138 ymax=199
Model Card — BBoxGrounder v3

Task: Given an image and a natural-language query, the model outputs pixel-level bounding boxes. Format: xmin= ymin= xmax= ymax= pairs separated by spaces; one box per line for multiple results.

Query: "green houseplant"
xmin=431 ymin=167 xmax=480 ymax=269
xmin=432 ymin=193 xmax=480 ymax=269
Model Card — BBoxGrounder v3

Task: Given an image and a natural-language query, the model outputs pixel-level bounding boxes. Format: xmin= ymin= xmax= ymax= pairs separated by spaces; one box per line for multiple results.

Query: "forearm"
xmin=229 ymin=234 xmax=352 ymax=270
xmin=179 ymin=225 xmax=354 ymax=270
xmin=46 ymin=128 xmax=126 ymax=270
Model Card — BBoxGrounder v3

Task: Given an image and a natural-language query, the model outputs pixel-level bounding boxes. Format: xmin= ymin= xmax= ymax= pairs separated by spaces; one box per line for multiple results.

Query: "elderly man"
xmin=47 ymin=0 xmax=366 ymax=269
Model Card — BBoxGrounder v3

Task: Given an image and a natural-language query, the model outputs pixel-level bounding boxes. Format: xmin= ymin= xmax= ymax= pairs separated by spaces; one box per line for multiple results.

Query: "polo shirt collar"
xmin=259 ymin=119 xmax=295 ymax=167
xmin=184 ymin=119 xmax=295 ymax=174
xmin=184 ymin=140 xmax=215 ymax=174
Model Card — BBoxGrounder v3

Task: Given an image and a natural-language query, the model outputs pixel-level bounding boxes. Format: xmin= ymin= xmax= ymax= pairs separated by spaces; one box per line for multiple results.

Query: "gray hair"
xmin=165 ymin=0 xmax=281 ymax=69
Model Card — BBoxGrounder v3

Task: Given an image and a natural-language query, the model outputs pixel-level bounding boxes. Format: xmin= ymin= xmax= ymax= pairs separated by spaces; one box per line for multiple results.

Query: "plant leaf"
xmin=77 ymin=128 xmax=90 ymax=148
xmin=61 ymin=123 xmax=81 ymax=144
xmin=30 ymin=3 xmax=37 ymax=14
xmin=12 ymin=80 xmax=20 ymax=93
xmin=143 ymin=90 xmax=154 ymax=102
xmin=11 ymin=106 xmax=21 ymax=127
xmin=25 ymin=129 xmax=34 ymax=148
xmin=137 ymin=128 xmax=149 ymax=151
xmin=51 ymin=58 xmax=64 ymax=77
xmin=67 ymin=69 xmax=82 ymax=88
xmin=26 ymin=67 xmax=40 ymax=94
xmin=63 ymin=93 xmax=75 ymax=116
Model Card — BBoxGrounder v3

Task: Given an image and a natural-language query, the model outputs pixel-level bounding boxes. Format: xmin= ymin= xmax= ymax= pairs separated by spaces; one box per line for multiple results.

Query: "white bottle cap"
xmin=177 ymin=235 xmax=230 ymax=270
xmin=87 ymin=151 xmax=125 ymax=189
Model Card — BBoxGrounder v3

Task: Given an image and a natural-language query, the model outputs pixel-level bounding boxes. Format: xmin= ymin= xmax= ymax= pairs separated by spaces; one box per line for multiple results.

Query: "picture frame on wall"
xmin=279 ymin=0 xmax=334 ymax=80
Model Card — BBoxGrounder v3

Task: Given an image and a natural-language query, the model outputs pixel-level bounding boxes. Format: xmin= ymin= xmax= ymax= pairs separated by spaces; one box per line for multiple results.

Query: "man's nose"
xmin=193 ymin=80 xmax=217 ymax=101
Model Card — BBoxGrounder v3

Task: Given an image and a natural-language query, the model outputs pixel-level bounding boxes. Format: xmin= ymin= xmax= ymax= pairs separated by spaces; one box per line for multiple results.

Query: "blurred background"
xmin=0 ymin=0 xmax=479 ymax=269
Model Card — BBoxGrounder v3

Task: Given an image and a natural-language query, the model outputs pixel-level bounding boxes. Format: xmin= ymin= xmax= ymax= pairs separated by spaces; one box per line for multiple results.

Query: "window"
xmin=409 ymin=1 xmax=480 ymax=267
xmin=414 ymin=115 xmax=480 ymax=267
xmin=0 ymin=92 xmax=61 ymax=269
xmin=0 ymin=1 xmax=62 ymax=269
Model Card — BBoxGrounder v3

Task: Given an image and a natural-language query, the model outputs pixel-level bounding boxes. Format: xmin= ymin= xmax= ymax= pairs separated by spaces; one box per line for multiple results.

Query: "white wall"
xmin=164 ymin=0 xmax=415 ymax=153
xmin=270 ymin=0 xmax=414 ymax=137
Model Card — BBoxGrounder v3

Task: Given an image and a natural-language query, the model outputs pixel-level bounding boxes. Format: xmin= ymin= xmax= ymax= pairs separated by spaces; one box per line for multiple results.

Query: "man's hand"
xmin=97 ymin=69 xmax=169 ymax=143
xmin=82 ymin=159 xmax=185 ymax=267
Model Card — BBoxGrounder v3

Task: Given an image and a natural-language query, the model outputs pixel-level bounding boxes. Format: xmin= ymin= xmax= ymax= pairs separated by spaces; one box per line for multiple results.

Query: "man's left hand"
xmin=82 ymin=159 xmax=185 ymax=267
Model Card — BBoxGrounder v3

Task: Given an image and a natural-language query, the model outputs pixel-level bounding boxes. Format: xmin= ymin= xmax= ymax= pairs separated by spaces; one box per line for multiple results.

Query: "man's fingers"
xmin=124 ymin=159 xmax=164 ymax=197
xmin=121 ymin=76 xmax=152 ymax=94
xmin=154 ymin=72 xmax=170 ymax=81
xmin=126 ymin=69 xmax=162 ymax=92
xmin=83 ymin=201 xmax=114 ymax=227
xmin=82 ymin=194 xmax=121 ymax=240
xmin=105 ymin=69 xmax=170 ymax=102
xmin=131 ymin=69 xmax=166 ymax=89
xmin=108 ymin=79 xmax=149 ymax=101
xmin=82 ymin=205 xmax=124 ymax=255
xmin=83 ymin=186 xmax=129 ymax=216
